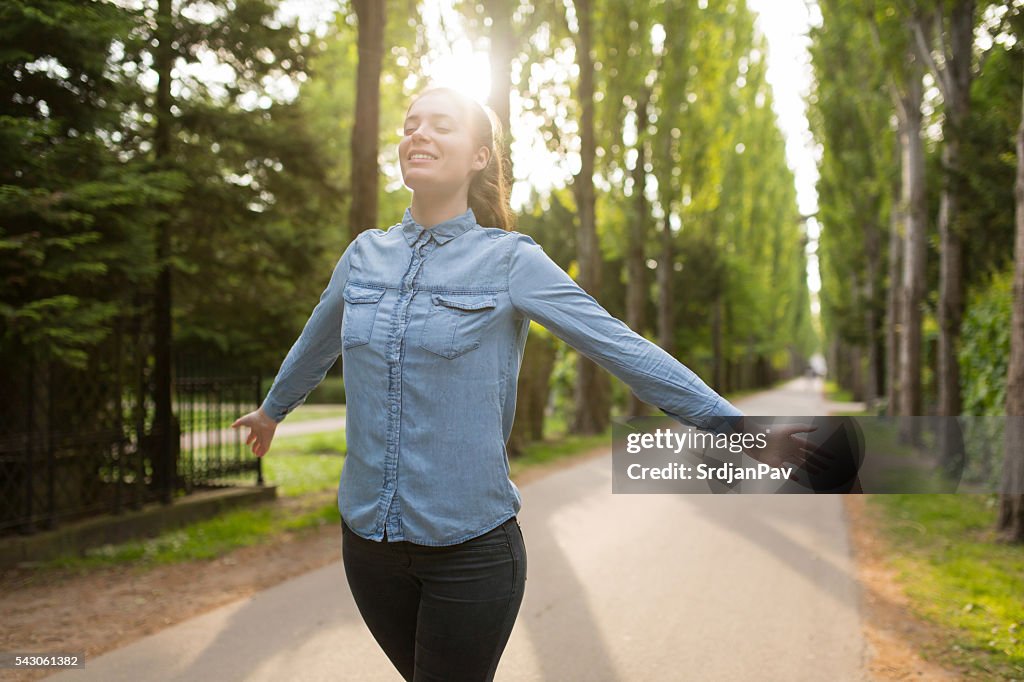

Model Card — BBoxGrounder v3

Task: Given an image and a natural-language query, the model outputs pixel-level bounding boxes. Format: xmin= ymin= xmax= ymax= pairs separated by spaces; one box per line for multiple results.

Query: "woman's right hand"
xmin=231 ymin=406 xmax=279 ymax=458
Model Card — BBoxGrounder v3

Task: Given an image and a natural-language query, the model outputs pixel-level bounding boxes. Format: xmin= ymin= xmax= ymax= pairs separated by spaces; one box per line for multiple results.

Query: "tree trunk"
xmin=482 ymin=0 xmax=540 ymax=453
xmin=657 ymin=210 xmax=675 ymax=357
xmin=711 ymin=290 xmax=724 ymax=392
xmin=570 ymin=0 xmax=610 ymax=435
xmin=920 ymin=2 xmax=974 ymax=466
xmin=484 ymin=0 xmax=513 ymax=176
xmin=886 ymin=133 xmax=904 ymax=418
xmin=152 ymin=0 xmax=179 ymax=502
xmin=898 ymin=43 xmax=926 ymax=445
xmin=349 ymin=0 xmax=385 ymax=243
xmin=508 ymin=327 xmax=558 ymax=458
xmin=627 ymin=83 xmax=652 ymax=418
xmin=998 ymin=59 xmax=1024 ymax=544
xmin=863 ymin=216 xmax=881 ymax=407
xmin=508 ymin=329 xmax=555 ymax=457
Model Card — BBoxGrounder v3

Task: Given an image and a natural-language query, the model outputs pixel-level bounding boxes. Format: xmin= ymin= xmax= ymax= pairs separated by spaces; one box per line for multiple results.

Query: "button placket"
xmin=381 ymin=230 xmax=434 ymax=539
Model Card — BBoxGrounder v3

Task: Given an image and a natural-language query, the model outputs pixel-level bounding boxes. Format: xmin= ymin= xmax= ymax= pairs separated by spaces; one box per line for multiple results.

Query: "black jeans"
xmin=341 ymin=515 xmax=527 ymax=682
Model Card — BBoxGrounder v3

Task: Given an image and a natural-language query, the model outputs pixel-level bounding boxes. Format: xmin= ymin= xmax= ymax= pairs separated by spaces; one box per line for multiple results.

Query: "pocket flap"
xmin=431 ymin=292 xmax=498 ymax=311
xmin=343 ymin=283 xmax=386 ymax=304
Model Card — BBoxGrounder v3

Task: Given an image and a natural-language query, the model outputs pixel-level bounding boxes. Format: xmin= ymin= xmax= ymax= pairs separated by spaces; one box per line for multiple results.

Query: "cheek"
xmin=447 ymin=146 xmax=475 ymax=171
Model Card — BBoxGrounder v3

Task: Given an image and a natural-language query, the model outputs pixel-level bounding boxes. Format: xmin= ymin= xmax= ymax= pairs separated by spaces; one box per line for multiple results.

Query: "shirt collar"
xmin=400 ymin=206 xmax=477 ymax=246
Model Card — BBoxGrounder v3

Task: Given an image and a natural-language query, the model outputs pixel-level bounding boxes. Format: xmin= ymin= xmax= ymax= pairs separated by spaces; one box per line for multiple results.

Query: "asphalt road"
xmin=48 ymin=376 xmax=868 ymax=681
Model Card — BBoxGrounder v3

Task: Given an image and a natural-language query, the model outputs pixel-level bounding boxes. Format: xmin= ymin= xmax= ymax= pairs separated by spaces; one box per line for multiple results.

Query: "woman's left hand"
xmin=743 ymin=423 xmax=831 ymax=480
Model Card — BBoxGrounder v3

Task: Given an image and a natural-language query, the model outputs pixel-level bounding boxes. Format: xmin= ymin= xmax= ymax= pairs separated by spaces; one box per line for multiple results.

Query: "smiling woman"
xmin=230 ymin=82 xmax=795 ymax=682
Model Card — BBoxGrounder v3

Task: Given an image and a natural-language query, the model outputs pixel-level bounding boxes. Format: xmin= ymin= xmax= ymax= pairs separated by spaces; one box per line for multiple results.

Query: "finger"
xmin=799 ymin=446 xmax=839 ymax=464
xmin=806 ymin=453 xmax=835 ymax=470
xmin=796 ymin=447 xmax=830 ymax=468
xmin=789 ymin=436 xmax=818 ymax=451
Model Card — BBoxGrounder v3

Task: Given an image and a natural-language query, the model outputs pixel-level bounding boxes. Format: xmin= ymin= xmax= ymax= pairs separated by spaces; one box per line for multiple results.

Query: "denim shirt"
xmin=261 ymin=206 xmax=745 ymax=546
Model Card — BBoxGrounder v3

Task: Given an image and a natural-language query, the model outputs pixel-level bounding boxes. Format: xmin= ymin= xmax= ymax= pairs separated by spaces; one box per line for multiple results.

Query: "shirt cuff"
xmin=260 ymin=396 xmax=293 ymax=424
xmin=700 ymin=396 xmax=745 ymax=436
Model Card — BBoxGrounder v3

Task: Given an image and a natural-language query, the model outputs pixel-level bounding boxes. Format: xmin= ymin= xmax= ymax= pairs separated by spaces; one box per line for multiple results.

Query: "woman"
xmin=232 ymin=85 xmax=817 ymax=681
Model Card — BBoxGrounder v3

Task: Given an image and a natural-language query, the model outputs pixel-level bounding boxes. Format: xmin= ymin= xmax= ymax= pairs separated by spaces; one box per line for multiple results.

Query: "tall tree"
xmin=350 ymin=0 xmax=385 ymax=242
xmin=866 ymin=1 xmax=929 ymax=443
xmin=590 ymin=0 xmax=659 ymax=416
xmin=567 ymin=0 xmax=611 ymax=434
xmin=906 ymin=0 xmax=979 ymax=462
xmin=1001 ymin=53 xmax=1024 ymax=543
xmin=811 ymin=0 xmax=895 ymax=407
xmin=152 ymin=0 xmax=176 ymax=499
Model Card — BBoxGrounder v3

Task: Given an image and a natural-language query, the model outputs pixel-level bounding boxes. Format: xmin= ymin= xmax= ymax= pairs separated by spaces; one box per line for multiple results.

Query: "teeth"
xmin=410 ymin=154 xmax=436 ymax=160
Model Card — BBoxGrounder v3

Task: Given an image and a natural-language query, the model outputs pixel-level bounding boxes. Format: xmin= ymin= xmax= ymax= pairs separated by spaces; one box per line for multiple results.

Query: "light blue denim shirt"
xmin=261 ymin=206 xmax=745 ymax=546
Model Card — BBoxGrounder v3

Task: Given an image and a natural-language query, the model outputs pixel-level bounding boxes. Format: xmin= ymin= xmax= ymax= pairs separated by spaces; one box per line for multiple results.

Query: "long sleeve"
xmin=261 ymin=238 xmax=356 ymax=423
xmin=507 ymin=232 xmax=744 ymax=435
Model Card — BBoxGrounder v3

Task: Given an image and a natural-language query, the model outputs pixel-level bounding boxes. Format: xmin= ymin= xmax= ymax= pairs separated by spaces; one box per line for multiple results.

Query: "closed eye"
xmin=403 ymin=127 xmax=452 ymax=135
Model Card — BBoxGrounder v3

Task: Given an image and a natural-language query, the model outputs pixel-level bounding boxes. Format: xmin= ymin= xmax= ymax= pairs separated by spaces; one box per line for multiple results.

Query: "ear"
xmin=473 ymin=145 xmax=490 ymax=172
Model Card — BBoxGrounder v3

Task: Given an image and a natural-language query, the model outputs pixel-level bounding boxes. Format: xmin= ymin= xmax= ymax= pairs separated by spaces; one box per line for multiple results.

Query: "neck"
xmin=410 ymin=191 xmax=470 ymax=228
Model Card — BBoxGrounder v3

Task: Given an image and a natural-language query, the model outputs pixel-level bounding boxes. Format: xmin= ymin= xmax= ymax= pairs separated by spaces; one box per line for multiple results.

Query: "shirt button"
xmin=391 ymin=404 xmax=399 ymax=413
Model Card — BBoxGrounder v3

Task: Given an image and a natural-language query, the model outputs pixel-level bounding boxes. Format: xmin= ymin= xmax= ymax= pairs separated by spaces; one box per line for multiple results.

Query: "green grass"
xmin=509 ymin=427 xmax=613 ymax=478
xmin=868 ymin=494 xmax=1024 ymax=680
xmin=49 ymin=500 xmax=339 ymax=570
xmin=824 ymin=380 xmax=854 ymax=403
xmin=47 ymin=430 xmax=352 ymax=571
xmin=758 ymin=400 xmax=1022 ymax=676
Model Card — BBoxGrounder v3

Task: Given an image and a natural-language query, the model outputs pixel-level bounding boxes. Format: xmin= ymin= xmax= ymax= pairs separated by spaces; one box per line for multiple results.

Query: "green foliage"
xmin=957 ymin=268 xmax=1013 ymax=487
xmin=0 ymin=0 xmax=184 ymax=369
xmin=959 ymin=267 xmax=1011 ymax=417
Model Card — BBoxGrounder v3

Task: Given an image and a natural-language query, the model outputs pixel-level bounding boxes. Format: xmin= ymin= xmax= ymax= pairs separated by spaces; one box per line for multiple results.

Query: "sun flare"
xmin=420 ymin=49 xmax=491 ymax=106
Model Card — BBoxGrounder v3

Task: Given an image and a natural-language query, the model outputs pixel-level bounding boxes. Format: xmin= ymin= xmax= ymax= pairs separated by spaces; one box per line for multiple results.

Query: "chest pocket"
xmin=342 ymin=283 xmax=386 ymax=349
xmin=419 ymin=292 xmax=498 ymax=360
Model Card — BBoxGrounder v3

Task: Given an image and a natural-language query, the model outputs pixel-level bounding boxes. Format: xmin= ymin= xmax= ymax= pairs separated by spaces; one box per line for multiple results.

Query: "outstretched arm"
xmin=507 ymin=232 xmax=744 ymax=436
xmin=261 ymin=238 xmax=357 ymax=423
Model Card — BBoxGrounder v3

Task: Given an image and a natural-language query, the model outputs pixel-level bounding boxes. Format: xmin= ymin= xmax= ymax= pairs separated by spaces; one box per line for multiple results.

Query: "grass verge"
xmin=836 ymin=402 xmax=1022 ymax=677
xmin=865 ymin=493 xmax=1023 ymax=679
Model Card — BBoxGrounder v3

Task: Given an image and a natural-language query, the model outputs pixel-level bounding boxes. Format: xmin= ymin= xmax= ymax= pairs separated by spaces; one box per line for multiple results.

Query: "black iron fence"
xmin=175 ymin=358 xmax=264 ymax=493
xmin=0 ymin=316 xmax=264 ymax=537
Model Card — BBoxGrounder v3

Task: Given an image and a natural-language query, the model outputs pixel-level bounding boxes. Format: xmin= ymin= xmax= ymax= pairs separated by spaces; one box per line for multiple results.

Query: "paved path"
xmin=49 ymin=376 xmax=868 ymax=681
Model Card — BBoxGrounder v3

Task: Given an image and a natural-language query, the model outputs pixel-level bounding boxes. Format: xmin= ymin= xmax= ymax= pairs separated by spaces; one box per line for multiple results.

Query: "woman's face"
xmin=398 ymin=91 xmax=490 ymax=195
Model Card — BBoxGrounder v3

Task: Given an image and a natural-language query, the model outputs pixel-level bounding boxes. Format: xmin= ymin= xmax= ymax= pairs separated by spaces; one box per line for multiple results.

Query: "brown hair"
xmin=407 ymin=86 xmax=516 ymax=231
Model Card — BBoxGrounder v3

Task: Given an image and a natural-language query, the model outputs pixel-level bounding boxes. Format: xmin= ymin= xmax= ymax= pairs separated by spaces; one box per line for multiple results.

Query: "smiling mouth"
xmin=409 ymin=153 xmax=438 ymax=161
